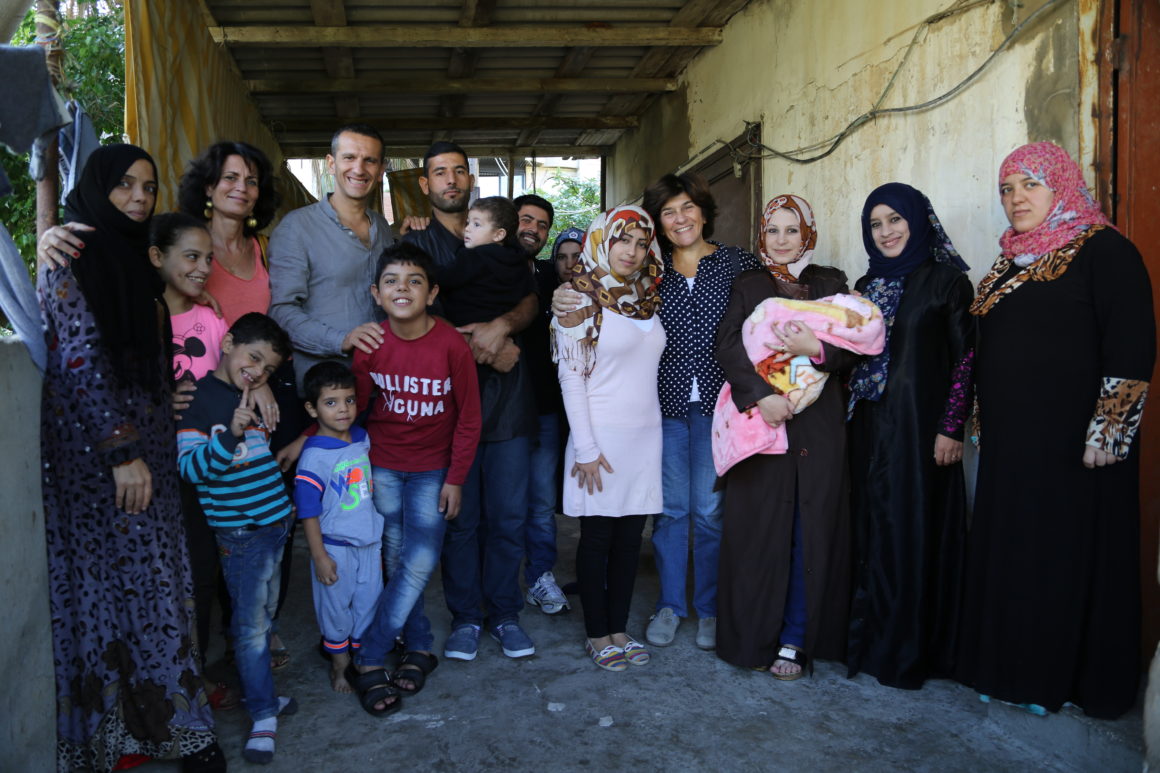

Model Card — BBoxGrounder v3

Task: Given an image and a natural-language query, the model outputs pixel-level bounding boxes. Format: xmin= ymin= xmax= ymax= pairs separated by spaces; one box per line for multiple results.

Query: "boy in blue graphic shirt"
xmin=294 ymin=361 xmax=385 ymax=695
xmin=176 ymin=312 xmax=297 ymax=765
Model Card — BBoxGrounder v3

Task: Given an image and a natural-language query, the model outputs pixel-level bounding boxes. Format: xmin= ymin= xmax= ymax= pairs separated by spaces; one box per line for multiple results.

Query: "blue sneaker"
xmin=444 ymin=624 xmax=481 ymax=661
xmin=490 ymin=621 xmax=535 ymax=658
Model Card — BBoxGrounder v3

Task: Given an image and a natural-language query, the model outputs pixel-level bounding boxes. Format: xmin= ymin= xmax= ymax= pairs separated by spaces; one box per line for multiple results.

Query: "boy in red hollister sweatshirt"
xmin=345 ymin=243 xmax=481 ymax=715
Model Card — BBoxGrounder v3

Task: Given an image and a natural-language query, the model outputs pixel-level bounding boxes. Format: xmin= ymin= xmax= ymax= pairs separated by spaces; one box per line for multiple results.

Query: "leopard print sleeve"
xmin=1086 ymin=377 xmax=1150 ymax=458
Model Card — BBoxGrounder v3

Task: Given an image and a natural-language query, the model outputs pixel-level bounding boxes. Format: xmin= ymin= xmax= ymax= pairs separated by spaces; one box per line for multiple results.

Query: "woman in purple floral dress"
xmin=845 ymin=182 xmax=974 ymax=690
xmin=38 ymin=144 xmax=221 ymax=771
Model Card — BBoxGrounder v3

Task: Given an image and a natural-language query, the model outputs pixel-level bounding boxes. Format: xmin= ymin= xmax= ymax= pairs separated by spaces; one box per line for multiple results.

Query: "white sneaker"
xmin=646 ymin=607 xmax=680 ymax=646
xmin=526 ymin=571 xmax=570 ymax=614
xmin=696 ymin=617 xmax=717 ymax=650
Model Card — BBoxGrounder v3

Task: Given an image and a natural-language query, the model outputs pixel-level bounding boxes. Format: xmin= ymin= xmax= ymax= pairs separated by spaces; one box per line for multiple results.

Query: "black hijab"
xmin=64 ymin=144 xmax=166 ymax=392
xmin=860 ymin=182 xmax=969 ymax=278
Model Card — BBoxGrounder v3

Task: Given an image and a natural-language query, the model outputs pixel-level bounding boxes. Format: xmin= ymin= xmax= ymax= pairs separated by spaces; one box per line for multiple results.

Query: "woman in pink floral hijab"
xmin=958 ymin=141 xmax=1155 ymax=719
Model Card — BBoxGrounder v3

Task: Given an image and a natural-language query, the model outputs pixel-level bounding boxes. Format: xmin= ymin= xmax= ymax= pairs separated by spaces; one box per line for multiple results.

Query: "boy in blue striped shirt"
xmin=177 ymin=312 xmax=297 ymax=764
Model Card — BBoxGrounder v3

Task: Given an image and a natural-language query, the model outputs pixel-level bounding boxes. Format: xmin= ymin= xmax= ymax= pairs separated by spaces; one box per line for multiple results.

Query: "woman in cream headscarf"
xmin=715 ymin=194 xmax=857 ymax=681
xmin=552 ymin=205 xmax=666 ymax=672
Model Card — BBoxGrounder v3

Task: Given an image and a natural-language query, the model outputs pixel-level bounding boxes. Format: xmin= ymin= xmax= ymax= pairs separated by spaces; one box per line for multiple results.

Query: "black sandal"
xmin=391 ymin=651 xmax=439 ymax=695
xmin=346 ymin=664 xmax=402 ymax=717
xmin=182 ymin=741 xmax=227 ymax=773
xmin=770 ymin=644 xmax=807 ymax=681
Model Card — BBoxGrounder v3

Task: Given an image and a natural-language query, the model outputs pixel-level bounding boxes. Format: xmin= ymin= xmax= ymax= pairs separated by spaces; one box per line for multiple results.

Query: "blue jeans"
xmin=525 ymin=413 xmax=560 ymax=585
xmin=653 ymin=403 xmax=724 ymax=618
xmin=782 ymin=494 xmax=807 ymax=648
xmin=442 ymin=436 xmax=530 ymax=627
xmin=215 ymin=518 xmax=289 ymax=721
xmin=355 ymin=467 xmax=448 ymax=665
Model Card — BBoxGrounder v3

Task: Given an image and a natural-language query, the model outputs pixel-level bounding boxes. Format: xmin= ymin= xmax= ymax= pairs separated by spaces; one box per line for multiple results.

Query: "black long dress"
xmin=846 ymin=260 xmax=973 ymax=688
xmin=715 ymin=265 xmax=858 ymax=668
xmin=956 ymin=227 xmax=1155 ymax=718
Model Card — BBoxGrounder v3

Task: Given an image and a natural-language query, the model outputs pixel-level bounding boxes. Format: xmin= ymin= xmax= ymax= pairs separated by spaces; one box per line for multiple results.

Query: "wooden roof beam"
xmin=309 ymin=2 xmax=359 ymax=119
xmin=281 ymin=144 xmax=609 ymax=158
xmin=247 ymin=77 xmax=676 ymax=94
xmin=597 ymin=0 xmax=749 ymax=119
xmin=210 ymin=26 xmax=722 ymax=48
xmin=273 ymin=116 xmax=639 ymax=133
xmin=309 ymin=0 xmax=347 ymax=26
xmin=517 ymin=46 xmax=596 ymax=146
xmin=435 ymin=47 xmax=478 ymax=142
xmin=459 ymin=0 xmax=497 ymax=27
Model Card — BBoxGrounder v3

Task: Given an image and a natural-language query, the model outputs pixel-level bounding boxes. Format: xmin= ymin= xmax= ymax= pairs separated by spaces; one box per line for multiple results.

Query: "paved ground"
xmin=144 ymin=516 xmax=1143 ymax=772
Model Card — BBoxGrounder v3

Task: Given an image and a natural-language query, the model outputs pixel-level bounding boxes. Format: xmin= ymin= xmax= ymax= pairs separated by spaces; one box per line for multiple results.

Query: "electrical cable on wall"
xmin=676 ymin=0 xmax=1068 ymax=177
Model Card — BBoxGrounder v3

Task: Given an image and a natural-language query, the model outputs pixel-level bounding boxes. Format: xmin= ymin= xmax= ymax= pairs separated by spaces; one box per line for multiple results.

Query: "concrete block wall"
xmin=0 ymin=337 xmax=55 ymax=769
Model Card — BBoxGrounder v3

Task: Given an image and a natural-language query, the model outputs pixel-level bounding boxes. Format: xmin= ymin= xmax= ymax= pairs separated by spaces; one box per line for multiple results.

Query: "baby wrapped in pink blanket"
xmin=712 ymin=294 xmax=885 ymax=475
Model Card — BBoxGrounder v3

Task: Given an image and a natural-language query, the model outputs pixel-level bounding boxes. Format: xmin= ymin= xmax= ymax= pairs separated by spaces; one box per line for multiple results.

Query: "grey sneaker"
xmin=444 ymin=624 xmax=482 ymax=661
xmin=646 ymin=607 xmax=680 ymax=647
xmin=696 ymin=616 xmax=717 ymax=650
xmin=526 ymin=571 xmax=570 ymax=614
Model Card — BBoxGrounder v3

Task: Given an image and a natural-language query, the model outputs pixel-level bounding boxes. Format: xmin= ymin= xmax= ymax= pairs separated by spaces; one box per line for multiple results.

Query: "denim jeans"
xmin=442 ymin=435 xmax=530 ymax=627
xmin=215 ymin=517 xmax=289 ymax=721
xmin=355 ymin=467 xmax=448 ymax=665
xmin=525 ymin=413 xmax=560 ymax=585
xmin=782 ymin=493 xmax=807 ymax=648
xmin=653 ymin=403 xmax=724 ymax=618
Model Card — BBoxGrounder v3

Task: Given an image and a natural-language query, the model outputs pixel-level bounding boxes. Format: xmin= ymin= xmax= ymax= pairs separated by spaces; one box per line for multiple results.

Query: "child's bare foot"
xmin=330 ymin=650 xmax=353 ymax=693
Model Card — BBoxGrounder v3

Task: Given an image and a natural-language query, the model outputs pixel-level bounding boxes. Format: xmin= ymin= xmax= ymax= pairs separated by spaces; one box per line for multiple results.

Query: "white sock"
xmin=243 ymin=716 xmax=277 ymax=763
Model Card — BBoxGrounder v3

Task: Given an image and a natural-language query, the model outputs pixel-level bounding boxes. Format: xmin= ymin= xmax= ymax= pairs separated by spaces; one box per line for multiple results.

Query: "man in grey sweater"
xmin=269 ymin=124 xmax=395 ymax=394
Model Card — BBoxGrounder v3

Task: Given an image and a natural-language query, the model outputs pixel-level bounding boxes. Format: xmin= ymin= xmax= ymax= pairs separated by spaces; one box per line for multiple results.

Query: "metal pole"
xmin=34 ymin=0 xmax=62 ymax=239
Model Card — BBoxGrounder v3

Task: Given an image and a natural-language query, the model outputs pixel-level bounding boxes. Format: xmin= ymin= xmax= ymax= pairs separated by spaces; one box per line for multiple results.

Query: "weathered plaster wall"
xmin=606 ymin=85 xmax=693 ymax=207
xmin=608 ymin=0 xmax=1086 ymax=285
xmin=0 ymin=338 xmax=54 ymax=770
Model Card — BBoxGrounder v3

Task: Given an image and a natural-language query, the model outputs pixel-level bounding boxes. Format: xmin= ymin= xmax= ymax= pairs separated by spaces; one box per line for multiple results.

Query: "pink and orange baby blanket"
xmin=712 ymin=294 xmax=885 ymax=475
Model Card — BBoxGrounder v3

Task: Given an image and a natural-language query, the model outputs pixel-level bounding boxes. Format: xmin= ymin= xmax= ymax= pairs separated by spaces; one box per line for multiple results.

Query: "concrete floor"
xmin=145 ymin=516 xmax=1143 ymax=772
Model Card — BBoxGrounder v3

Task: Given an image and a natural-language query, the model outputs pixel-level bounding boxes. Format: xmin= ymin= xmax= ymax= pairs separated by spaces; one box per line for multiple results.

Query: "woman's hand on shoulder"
xmin=755 ymin=394 xmax=793 ymax=427
xmin=552 ymin=283 xmax=582 ymax=318
xmin=275 ymin=433 xmax=308 ymax=472
xmin=37 ymin=222 xmax=95 ymax=271
xmin=252 ymin=382 xmax=280 ymax=431
xmin=194 ymin=290 xmax=223 ymax=318
xmin=1082 ymin=445 xmax=1119 ymax=469
xmin=173 ymin=378 xmax=196 ymax=419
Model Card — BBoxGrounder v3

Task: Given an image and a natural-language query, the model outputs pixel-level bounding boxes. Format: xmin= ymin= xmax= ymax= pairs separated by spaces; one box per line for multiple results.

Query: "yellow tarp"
xmin=123 ymin=0 xmax=312 ymax=216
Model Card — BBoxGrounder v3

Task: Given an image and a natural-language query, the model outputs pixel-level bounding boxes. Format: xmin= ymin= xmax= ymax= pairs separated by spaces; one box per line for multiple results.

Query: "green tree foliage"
xmin=528 ymin=174 xmax=602 ymax=260
xmin=0 ymin=1 xmax=125 ymax=270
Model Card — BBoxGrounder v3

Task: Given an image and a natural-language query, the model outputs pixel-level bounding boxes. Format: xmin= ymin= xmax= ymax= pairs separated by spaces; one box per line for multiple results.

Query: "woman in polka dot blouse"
xmin=554 ymin=173 xmax=760 ymax=652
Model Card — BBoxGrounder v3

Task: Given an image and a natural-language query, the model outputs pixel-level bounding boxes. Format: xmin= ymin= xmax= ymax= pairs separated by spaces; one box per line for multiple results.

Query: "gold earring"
xmin=203 ymin=199 xmax=213 ymax=219
xmin=245 ymin=216 xmax=258 ymax=229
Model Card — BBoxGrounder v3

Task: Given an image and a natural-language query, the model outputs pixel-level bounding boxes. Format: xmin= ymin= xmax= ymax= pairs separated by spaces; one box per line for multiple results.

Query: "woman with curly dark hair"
xmin=177 ymin=141 xmax=280 ymax=326
xmin=177 ymin=141 xmax=305 ymax=674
